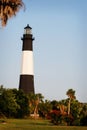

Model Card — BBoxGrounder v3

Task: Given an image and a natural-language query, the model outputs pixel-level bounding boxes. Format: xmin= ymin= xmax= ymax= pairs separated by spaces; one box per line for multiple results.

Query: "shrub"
xmin=50 ymin=110 xmax=62 ymax=125
xmin=80 ymin=116 xmax=87 ymax=126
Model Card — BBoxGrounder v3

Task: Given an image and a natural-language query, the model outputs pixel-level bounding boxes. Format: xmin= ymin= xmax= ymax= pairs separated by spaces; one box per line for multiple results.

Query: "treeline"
xmin=0 ymin=85 xmax=87 ymax=126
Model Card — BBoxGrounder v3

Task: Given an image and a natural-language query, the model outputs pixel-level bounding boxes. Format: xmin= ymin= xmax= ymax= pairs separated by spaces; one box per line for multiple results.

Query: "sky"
xmin=0 ymin=0 xmax=87 ymax=102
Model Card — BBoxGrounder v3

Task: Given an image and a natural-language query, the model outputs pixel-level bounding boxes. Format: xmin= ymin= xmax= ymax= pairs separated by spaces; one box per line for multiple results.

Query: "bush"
xmin=80 ymin=116 xmax=87 ymax=126
xmin=50 ymin=110 xmax=62 ymax=125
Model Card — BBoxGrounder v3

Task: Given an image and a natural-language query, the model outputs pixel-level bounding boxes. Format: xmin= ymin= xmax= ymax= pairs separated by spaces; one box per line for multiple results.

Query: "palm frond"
xmin=0 ymin=0 xmax=25 ymax=26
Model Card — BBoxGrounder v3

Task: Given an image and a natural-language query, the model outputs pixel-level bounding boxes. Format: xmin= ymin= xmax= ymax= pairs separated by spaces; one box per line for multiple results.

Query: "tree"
xmin=28 ymin=93 xmax=44 ymax=118
xmin=0 ymin=88 xmax=19 ymax=117
xmin=66 ymin=89 xmax=76 ymax=115
xmin=70 ymin=100 xmax=81 ymax=125
xmin=51 ymin=100 xmax=59 ymax=110
xmin=38 ymin=100 xmax=52 ymax=118
xmin=0 ymin=87 xmax=29 ymax=118
xmin=0 ymin=0 xmax=24 ymax=26
xmin=80 ymin=115 xmax=87 ymax=126
xmin=12 ymin=89 xmax=29 ymax=118
xmin=33 ymin=93 xmax=44 ymax=118
xmin=80 ymin=103 xmax=87 ymax=126
xmin=0 ymin=85 xmax=4 ymax=95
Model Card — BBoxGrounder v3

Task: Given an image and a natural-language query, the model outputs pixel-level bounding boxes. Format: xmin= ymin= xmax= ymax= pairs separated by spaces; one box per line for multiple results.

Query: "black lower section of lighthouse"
xmin=19 ymin=75 xmax=34 ymax=94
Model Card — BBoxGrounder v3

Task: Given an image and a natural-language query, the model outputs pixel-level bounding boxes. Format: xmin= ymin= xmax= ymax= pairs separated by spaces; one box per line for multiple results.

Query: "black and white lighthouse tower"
xmin=19 ymin=24 xmax=35 ymax=94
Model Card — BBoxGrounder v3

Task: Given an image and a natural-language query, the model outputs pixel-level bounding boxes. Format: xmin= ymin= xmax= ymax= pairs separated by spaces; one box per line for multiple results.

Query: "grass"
xmin=0 ymin=118 xmax=87 ymax=130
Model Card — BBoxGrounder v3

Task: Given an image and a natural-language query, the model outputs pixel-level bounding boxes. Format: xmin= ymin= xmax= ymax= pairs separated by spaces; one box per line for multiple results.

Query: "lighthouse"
xmin=19 ymin=24 xmax=35 ymax=94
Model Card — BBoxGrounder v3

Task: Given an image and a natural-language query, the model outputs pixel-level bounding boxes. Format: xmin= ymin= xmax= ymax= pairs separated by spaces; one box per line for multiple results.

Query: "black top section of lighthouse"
xmin=21 ymin=24 xmax=34 ymax=51
xmin=19 ymin=24 xmax=35 ymax=94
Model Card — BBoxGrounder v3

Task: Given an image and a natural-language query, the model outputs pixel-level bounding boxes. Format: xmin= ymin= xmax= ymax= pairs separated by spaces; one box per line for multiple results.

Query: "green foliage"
xmin=0 ymin=86 xmax=29 ymax=118
xmin=12 ymin=89 xmax=29 ymax=118
xmin=66 ymin=89 xmax=76 ymax=99
xmin=0 ymin=87 xmax=18 ymax=117
xmin=51 ymin=100 xmax=59 ymax=110
xmin=50 ymin=110 xmax=62 ymax=125
xmin=70 ymin=100 xmax=80 ymax=118
xmin=38 ymin=100 xmax=52 ymax=118
xmin=80 ymin=116 xmax=87 ymax=126
xmin=0 ymin=86 xmax=87 ymax=126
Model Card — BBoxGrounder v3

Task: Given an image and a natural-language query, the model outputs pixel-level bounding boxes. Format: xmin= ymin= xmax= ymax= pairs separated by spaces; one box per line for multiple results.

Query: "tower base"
xmin=19 ymin=75 xmax=35 ymax=94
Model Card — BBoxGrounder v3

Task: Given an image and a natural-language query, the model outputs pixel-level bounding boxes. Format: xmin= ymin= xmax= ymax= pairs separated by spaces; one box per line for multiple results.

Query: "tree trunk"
xmin=68 ymin=99 xmax=70 ymax=115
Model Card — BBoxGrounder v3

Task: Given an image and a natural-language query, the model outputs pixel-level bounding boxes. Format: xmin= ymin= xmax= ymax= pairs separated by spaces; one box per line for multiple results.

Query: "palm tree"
xmin=0 ymin=0 xmax=24 ymax=26
xmin=66 ymin=89 xmax=76 ymax=115
xmin=59 ymin=102 xmax=67 ymax=115
xmin=28 ymin=93 xmax=44 ymax=118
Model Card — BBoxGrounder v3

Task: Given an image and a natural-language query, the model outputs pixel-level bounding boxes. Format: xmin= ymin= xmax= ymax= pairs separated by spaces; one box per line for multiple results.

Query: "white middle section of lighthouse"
xmin=21 ymin=51 xmax=34 ymax=75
